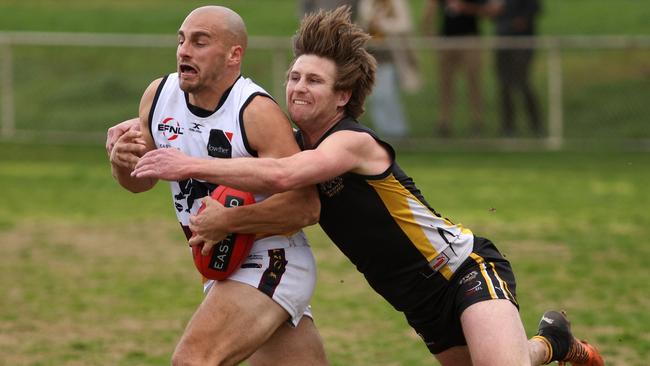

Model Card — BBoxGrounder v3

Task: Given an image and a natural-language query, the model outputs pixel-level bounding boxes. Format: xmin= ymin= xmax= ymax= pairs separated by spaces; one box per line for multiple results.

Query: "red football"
xmin=192 ymin=185 xmax=256 ymax=280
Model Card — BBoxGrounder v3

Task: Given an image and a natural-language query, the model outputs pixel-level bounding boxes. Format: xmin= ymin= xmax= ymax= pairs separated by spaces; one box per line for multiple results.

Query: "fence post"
xmin=546 ymin=40 xmax=563 ymax=150
xmin=1 ymin=42 xmax=16 ymax=139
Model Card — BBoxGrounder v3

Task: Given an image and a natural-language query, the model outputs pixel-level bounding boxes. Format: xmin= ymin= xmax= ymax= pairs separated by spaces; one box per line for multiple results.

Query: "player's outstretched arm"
xmin=132 ymin=128 xmax=383 ymax=194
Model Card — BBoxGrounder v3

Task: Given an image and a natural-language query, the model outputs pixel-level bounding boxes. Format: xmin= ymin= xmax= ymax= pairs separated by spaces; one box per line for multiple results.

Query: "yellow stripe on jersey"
xmin=367 ymin=174 xmax=469 ymax=279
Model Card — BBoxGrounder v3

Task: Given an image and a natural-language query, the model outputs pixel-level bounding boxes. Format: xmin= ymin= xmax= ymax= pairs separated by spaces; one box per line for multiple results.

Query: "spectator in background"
xmin=492 ymin=0 xmax=542 ymax=137
xmin=358 ymin=0 xmax=419 ymax=138
xmin=422 ymin=0 xmax=486 ymax=137
xmin=300 ymin=0 xmax=359 ymax=17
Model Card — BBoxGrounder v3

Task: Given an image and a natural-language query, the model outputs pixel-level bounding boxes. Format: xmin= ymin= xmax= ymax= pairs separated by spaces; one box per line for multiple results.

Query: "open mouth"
xmin=179 ymin=64 xmax=198 ymax=76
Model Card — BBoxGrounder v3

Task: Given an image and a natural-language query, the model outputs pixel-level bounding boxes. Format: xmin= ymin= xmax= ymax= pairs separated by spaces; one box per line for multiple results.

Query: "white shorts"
xmin=203 ymin=231 xmax=316 ymax=326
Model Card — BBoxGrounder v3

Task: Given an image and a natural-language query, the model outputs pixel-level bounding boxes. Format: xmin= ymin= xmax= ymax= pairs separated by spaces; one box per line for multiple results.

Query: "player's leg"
xmin=171 ymin=279 xmax=289 ymax=366
xmin=173 ymin=240 xmax=320 ymax=366
xmin=455 ymin=237 xmax=529 ymax=365
xmin=461 ymin=299 xmax=531 ymax=366
xmin=434 ymin=345 xmax=473 ymax=366
xmin=249 ymin=315 xmax=328 ymax=366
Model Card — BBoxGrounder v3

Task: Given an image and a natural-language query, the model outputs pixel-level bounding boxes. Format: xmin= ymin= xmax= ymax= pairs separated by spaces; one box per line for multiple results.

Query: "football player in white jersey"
xmin=108 ymin=6 xmax=328 ymax=366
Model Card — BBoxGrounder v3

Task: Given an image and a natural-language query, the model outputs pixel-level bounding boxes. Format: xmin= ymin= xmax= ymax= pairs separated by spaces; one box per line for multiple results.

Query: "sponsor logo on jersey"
xmin=158 ymin=117 xmax=184 ymax=141
xmin=189 ymin=122 xmax=204 ymax=133
xmin=207 ymin=129 xmax=234 ymax=158
xmin=318 ymin=176 xmax=344 ymax=197
xmin=429 ymin=252 xmax=449 ymax=272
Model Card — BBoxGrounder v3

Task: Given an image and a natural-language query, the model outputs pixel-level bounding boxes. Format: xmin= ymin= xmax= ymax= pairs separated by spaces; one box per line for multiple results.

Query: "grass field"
xmin=0 ymin=1 xmax=649 ymax=365
xmin=1 ymin=142 xmax=649 ymax=365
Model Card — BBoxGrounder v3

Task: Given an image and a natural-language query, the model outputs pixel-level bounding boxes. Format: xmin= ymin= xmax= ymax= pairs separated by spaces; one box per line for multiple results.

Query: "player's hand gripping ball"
xmin=192 ymin=185 xmax=256 ymax=280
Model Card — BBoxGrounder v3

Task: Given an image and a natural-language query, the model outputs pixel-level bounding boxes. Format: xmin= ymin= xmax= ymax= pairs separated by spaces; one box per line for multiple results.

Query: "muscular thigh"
xmin=175 ymin=280 xmax=289 ymax=365
xmin=249 ymin=316 xmax=328 ymax=366
xmin=461 ymin=300 xmax=529 ymax=366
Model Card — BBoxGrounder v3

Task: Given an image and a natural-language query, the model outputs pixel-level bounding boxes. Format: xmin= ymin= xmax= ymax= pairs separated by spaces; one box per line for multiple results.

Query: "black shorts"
xmin=404 ymin=236 xmax=519 ymax=354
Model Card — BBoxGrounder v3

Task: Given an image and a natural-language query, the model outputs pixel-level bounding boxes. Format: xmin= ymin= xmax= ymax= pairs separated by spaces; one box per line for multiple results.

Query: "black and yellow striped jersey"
xmin=298 ymin=117 xmax=475 ymax=310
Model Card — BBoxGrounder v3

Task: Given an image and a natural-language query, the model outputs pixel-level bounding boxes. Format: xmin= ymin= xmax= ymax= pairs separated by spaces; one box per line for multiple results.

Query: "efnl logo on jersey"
xmin=158 ymin=117 xmax=184 ymax=141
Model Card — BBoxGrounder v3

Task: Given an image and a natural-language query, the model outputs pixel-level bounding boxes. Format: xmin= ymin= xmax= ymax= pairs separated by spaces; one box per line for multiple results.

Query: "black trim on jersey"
xmin=238 ymin=92 xmax=275 ymax=157
xmin=183 ymin=75 xmax=241 ymax=117
xmin=300 ymin=116 xmax=396 ymax=180
xmin=344 ymin=126 xmax=396 ymax=180
xmin=180 ymin=224 xmax=193 ymax=241
xmin=148 ymin=75 xmax=169 ymax=143
xmin=258 ymin=248 xmax=287 ymax=298
xmin=309 ymin=116 xmax=436 ymax=211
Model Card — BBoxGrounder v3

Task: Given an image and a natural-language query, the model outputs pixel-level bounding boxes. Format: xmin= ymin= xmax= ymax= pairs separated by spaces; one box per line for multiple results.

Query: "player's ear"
xmin=228 ymin=45 xmax=244 ymax=66
xmin=336 ymin=90 xmax=351 ymax=108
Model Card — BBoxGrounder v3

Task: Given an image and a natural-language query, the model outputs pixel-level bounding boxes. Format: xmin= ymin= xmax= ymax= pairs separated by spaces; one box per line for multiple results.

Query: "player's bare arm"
xmin=189 ymin=96 xmax=321 ymax=254
xmin=133 ymin=127 xmax=391 ymax=194
xmin=110 ymin=79 xmax=160 ymax=193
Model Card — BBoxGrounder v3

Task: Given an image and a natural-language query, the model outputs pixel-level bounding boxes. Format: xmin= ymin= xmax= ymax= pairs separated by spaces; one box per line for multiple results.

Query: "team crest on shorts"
xmin=459 ymin=270 xmax=479 ymax=285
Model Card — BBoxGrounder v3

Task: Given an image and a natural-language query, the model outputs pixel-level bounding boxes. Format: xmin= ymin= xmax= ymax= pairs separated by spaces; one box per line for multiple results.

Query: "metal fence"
xmin=1 ymin=31 xmax=649 ymax=150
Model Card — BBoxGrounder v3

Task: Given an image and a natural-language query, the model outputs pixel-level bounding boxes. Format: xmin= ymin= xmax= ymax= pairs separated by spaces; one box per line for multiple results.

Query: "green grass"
xmin=1 ymin=0 xmax=649 ymax=35
xmin=0 ymin=2 xmax=649 ymax=364
xmin=1 ymin=142 xmax=649 ymax=365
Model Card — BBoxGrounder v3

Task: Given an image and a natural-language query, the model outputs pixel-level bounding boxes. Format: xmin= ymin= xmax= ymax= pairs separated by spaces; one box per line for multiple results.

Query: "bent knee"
xmin=172 ymin=340 xmax=241 ymax=366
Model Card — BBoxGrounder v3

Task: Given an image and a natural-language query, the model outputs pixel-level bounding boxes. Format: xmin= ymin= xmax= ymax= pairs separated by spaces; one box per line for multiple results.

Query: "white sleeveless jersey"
xmin=148 ymin=74 xmax=314 ymax=320
xmin=149 ymin=73 xmax=273 ymax=233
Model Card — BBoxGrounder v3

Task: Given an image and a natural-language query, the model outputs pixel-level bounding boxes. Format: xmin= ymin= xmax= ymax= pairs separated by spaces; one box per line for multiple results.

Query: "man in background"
xmin=493 ymin=0 xmax=542 ymax=137
xmin=422 ymin=0 xmax=486 ymax=137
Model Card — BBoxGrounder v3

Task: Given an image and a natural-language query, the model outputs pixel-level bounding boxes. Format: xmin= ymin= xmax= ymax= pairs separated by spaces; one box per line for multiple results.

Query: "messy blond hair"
xmin=292 ymin=6 xmax=376 ymax=119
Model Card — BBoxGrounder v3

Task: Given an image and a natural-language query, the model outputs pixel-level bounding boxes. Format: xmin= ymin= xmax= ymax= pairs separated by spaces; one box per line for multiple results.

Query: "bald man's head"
xmin=184 ymin=6 xmax=248 ymax=51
